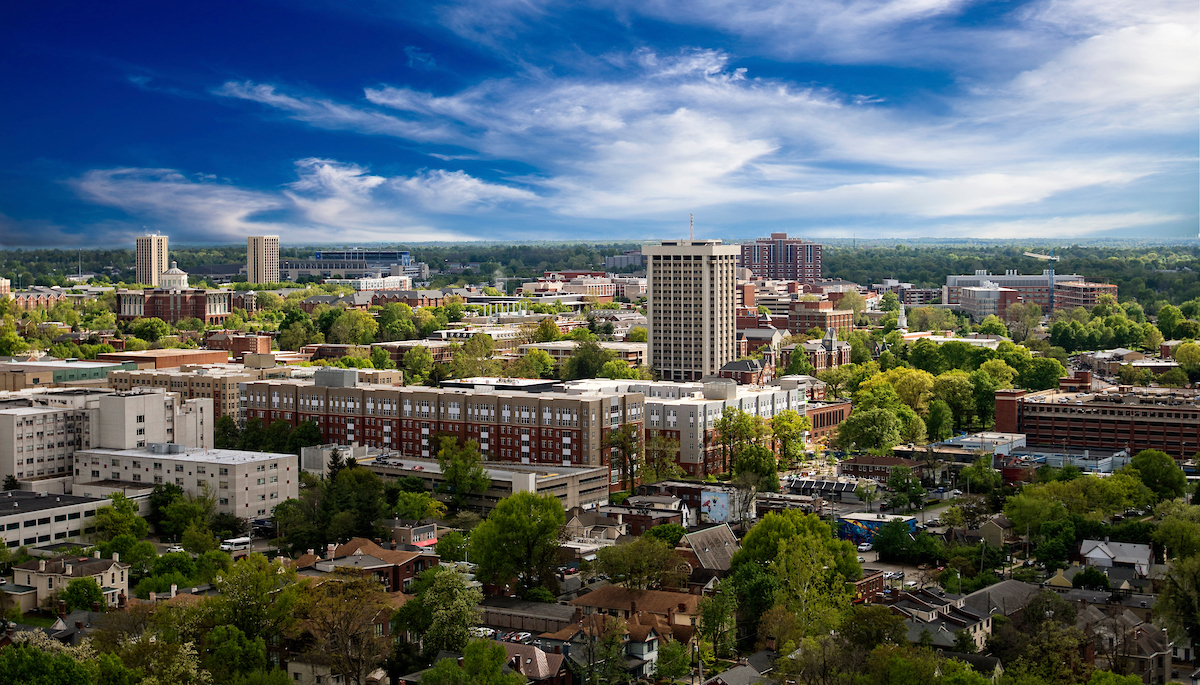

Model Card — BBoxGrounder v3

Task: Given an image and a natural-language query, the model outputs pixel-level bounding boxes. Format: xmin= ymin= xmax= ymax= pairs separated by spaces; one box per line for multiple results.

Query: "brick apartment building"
xmin=789 ymin=299 xmax=854 ymax=336
xmin=205 ymin=331 xmax=272 ymax=361
xmin=240 ymin=368 xmax=644 ymax=478
xmin=740 ymin=233 xmax=823 ymax=283
xmin=807 ymin=400 xmax=851 ymax=442
xmin=837 ymin=454 xmax=925 ymax=481
xmin=995 ymin=387 xmax=1200 ymax=459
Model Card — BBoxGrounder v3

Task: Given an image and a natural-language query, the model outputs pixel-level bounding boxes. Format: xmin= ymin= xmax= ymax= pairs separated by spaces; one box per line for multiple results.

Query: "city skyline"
xmin=0 ymin=1 xmax=1196 ymax=248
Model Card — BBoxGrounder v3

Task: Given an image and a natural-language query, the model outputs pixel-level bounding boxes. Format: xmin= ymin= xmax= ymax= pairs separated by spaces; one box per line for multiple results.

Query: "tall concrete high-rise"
xmin=644 ymin=240 xmax=739 ymax=381
xmin=246 ymin=235 xmax=280 ymax=285
xmin=135 ymin=233 xmax=168 ymax=287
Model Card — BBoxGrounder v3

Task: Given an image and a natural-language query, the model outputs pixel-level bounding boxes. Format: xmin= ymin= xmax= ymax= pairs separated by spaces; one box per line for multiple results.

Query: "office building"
xmin=944 ymin=269 xmax=1091 ymax=310
xmin=0 ymin=387 xmax=212 ymax=492
xmin=995 ymin=386 xmax=1200 ymax=458
xmin=643 ymin=240 xmax=738 ymax=381
xmin=136 ymin=233 xmax=169 ymax=287
xmin=960 ymin=283 xmax=1019 ymax=322
xmin=108 ymin=360 xmax=302 ymax=419
xmin=0 ymin=359 xmax=137 ymax=392
xmin=563 ymin=378 xmax=803 ymax=477
xmin=73 ymin=443 xmax=297 ymax=518
xmin=739 ymin=233 xmax=823 ymax=283
xmin=1054 ymin=280 xmax=1119 ymax=311
xmin=246 ymin=236 xmax=280 ymax=285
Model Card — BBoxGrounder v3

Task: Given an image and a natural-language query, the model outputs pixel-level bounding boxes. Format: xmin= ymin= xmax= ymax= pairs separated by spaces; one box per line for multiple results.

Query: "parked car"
xmin=857 ymin=556 xmax=866 ymax=563
xmin=166 ymin=545 xmax=185 ymax=554
xmin=857 ymin=543 xmax=873 ymax=552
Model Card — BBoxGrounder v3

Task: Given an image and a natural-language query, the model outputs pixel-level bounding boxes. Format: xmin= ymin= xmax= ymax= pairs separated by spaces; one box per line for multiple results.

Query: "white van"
xmin=219 ymin=537 xmax=252 ymax=556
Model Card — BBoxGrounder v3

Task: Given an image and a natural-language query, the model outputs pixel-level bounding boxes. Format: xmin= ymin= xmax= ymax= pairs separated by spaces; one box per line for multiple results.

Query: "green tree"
xmin=435 ymin=437 xmax=490 ymax=511
xmin=421 ymin=639 xmax=525 ymax=685
xmin=839 ymin=605 xmax=906 ymax=651
xmin=627 ymin=326 xmax=647 ymax=343
xmin=1129 ymin=449 xmax=1186 ymax=502
xmin=926 ymin=400 xmax=954 ymax=442
xmin=285 ymin=420 xmax=324 ymax=455
xmin=402 ymin=345 xmax=434 ymax=384
xmin=731 ymin=510 xmax=860 ymax=584
xmin=393 ymin=566 xmax=483 ymax=658
xmin=597 ymin=359 xmax=637 ymax=379
xmin=61 ymin=577 xmax=104 ymax=612
xmin=0 ymin=642 xmax=96 ymax=685
xmin=644 ymin=523 xmax=687 ymax=547
xmin=93 ymin=493 xmax=150 ymax=542
xmin=1020 ymin=356 xmax=1067 ymax=391
xmin=369 ymin=346 xmax=396 ymax=369
xmin=771 ymin=534 xmax=852 ymax=637
xmin=654 ymin=638 xmax=691 ymax=680
xmin=595 ymin=536 xmax=684 ymax=590
xmin=562 ymin=340 xmax=614 ymax=380
xmin=855 ymin=481 xmax=878 ymax=512
xmin=771 ymin=409 xmax=810 ymax=465
xmin=1153 ymin=515 xmax=1200 ymax=560
xmin=2 ymin=474 xmax=19 ymax=490
xmin=733 ymin=444 xmax=780 ymax=493
xmin=131 ymin=317 xmax=172 ymax=342
xmin=392 ymin=491 xmax=446 ymax=521
xmin=303 ymin=570 xmax=391 ymax=685
xmin=214 ymin=415 xmax=242 ymax=450
xmin=1157 ymin=304 xmax=1184 ymax=338
xmin=643 ymin=432 xmax=683 ymax=484
xmin=328 ymin=309 xmax=378 ymax=345
xmin=533 ymin=317 xmax=562 ymax=342
xmin=886 ymin=466 xmax=926 ymax=512
xmin=603 ymin=423 xmax=642 ymax=492
xmin=960 ymin=455 xmax=1001 ymax=494
xmin=1156 ymin=555 xmax=1199 ymax=666
xmin=450 ymin=333 xmax=501 ymax=378
xmin=148 ymin=482 xmax=185 ymax=532
xmin=836 ymin=406 xmax=902 ymax=452
xmin=698 ymin=581 xmax=739 ymax=657
xmin=211 ymin=554 xmax=300 ymax=644
xmin=203 ymin=624 xmax=268 ymax=684
xmin=932 ymin=371 xmax=975 ymax=429
xmin=434 ymin=530 xmax=468 ymax=562
xmin=976 ymin=315 xmax=1007 ymax=336
xmin=470 ymin=491 xmax=565 ymax=597
xmin=507 ymin=348 xmax=555 ymax=379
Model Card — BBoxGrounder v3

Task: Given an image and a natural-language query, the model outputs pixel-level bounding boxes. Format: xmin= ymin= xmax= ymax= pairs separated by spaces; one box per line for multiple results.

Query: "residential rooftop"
xmin=76 ymin=445 xmax=295 ymax=465
xmin=0 ymin=490 xmax=103 ymax=514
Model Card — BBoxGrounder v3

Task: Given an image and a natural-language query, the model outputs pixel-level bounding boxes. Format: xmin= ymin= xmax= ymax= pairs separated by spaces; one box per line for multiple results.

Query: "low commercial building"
xmin=0 ymin=360 xmax=138 ymax=392
xmin=517 ymin=340 xmax=647 ymax=368
xmin=72 ymin=443 xmax=298 ymax=518
xmin=0 ymin=490 xmax=105 ymax=550
xmin=837 ymin=455 xmax=924 ymax=481
xmin=362 ymin=456 xmax=610 ymax=513
xmin=96 ymin=349 xmax=230 ymax=370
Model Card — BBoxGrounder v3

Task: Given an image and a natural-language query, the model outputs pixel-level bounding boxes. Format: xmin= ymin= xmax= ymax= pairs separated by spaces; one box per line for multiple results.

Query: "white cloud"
xmin=70 ymin=161 xmax=536 ymax=243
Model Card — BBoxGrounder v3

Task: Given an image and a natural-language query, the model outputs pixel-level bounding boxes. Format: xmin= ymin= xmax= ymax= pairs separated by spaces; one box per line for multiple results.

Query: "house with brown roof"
xmin=568 ymin=585 xmax=700 ymax=628
xmin=294 ymin=538 xmax=439 ymax=592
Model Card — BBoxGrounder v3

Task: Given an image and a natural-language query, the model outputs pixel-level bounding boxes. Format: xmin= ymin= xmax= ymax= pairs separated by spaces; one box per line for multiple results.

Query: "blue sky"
xmin=0 ymin=0 xmax=1196 ymax=247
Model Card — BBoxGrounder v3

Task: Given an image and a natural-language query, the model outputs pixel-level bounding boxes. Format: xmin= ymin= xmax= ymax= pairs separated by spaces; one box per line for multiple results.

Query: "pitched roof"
xmin=1080 ymin=539 xmax=1151 ymax=565
xmin=14 ymin=555 xmax=129 ymax=576
xmin=332 ymin=537 xmax=423 ymax=566
xmin=681 ymin=524 xmax=739 ymax=572
xmin=961 ymin=580 xmax=1041 ymax=617
xmin=496 ymin=640 xmax=566 ymax=681
xmin=569 ymin=585 xmax=700 ymax=616
xmin=703 ymin=664 xmax=775 ymax=685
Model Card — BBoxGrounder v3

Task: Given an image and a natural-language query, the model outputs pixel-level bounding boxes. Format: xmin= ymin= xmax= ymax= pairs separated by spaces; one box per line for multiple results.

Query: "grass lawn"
xmin=19 ymin=612 xmax=57 ymax=628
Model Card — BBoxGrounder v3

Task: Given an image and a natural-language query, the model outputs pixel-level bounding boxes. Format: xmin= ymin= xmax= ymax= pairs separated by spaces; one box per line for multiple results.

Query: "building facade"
xmin=995 ymin=387 xmax=1200 ymax=459
xmin=1054 ymin=281 xmax=1119 ymax=311
xmin=136 ymin=233 xmax=168 ymax=287
xmin=246 ymin=236 xmax=280 ymax=285
xmin=959 ymin=284 xmax=1019 ymax=321
xmin=0 ymin=490 xmax=105 ymax=550
xmin=789 ymin=299 xmax=854 ymax=335
xmin=944 ymin=269 xmax=1087 ymax=310
xmin=644 ymin=240 xmax=739 ymax=381
xmin=739 ymin=233 xmax=823 ymax=283
xmin=116 ymin=288 xmax=234 ymax=325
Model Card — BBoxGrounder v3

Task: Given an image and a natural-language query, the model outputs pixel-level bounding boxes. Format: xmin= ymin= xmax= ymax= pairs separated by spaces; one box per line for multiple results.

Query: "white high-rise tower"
xmin=136 ymin=233 xmax=168 ymax=287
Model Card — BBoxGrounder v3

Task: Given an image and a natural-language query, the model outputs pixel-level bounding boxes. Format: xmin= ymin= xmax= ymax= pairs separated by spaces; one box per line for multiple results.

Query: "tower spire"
xmin=689 ymin=213 xmax=694 ymax=241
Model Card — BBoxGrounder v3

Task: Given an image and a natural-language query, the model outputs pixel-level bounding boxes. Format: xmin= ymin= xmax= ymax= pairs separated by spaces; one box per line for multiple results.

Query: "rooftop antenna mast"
xmin=690 ymin=213 xmax=694 ymax=241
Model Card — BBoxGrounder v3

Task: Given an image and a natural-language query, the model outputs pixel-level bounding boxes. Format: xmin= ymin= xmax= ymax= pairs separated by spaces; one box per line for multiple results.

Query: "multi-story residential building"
xmin=788 ymin=299 xmax=854 ymax=335
xmin=0 ymin=359 xmax=137 ymax=392
xmin=240 ymin=368 xmax=644 ymax=481
xmin=246 ymin=235 xmax=280 ymax=285
xmin=739 ymin=233 xmax=823 ymax=283
xmin=604 ymin=250 xmax=644 ymax=271
xmin=0 ymin=387 xmax=212 ymax=492
xmin=0 ymin=490 xmax=105 ymax=551
xmin=944 ymin=269 xmax=1086 ymax=310
xmin=9 ymin=287 xmax=68 ymax=311
xmin=428 ymin=325 xmax=526 ymax=350
xmin=872 ymin=279 xmax=941 ymax=306
xmin=367 ymin=290 xmax=446 ymax=309
xmin=323 ymin=274 xmax=412 ymax=291
xmin=517 ymin=340 xmax=647 ymax=368
xmin=959 ymin=283 xmax=1019 ymax=321
xmin=0 ymin=277 xmax=9 ymax=296
xmin=135 ymin=233 xmax=168 ymax=287
xmin=996 ymin=386 xmax=1200 ymax=458
xmin=73 ymin=442 xmax=297 ymax=517
xmin=564 ymin=378 xmax=803 ymax=477
xmin=644 ymin=240 xmax=738 ymax=382
xmin=1054 ymin=280 xmax=1119 ymax=311
xmin=11 ymin=552 xmax=130 ymax=611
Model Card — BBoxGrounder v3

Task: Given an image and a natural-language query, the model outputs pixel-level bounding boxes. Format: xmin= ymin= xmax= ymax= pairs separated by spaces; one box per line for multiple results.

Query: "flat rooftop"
xmin=366 ymin=456 xmax=606 ymax=481
xmin=76 ymin=446 xmax=296 ymax=464
xmin=0 ymin=490 xmax=103 ymax=514
xmin=1021 ymin=387 xmax=1200 ymax=407
xmin=0 ymin=360 xmax=126 ymax=370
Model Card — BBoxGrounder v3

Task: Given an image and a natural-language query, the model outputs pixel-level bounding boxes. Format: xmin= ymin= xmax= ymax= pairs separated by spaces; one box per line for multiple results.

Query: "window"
xmin=196 ymin=466 xmax=206 ymax=474
xmin=132 ymin=474 xmax=142 ymax=482
xmin=219 ymin=498 xmax=229 ymax=505
xmin=136 ymin=415 xmax=145 ymax=423
xmin=219 ymin=468 xmax=228 ymax=476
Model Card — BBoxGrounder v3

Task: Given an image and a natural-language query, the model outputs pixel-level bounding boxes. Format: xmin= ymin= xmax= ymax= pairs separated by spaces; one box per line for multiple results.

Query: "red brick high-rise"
xmin=740 ymin=233 xmax=822 ymax=283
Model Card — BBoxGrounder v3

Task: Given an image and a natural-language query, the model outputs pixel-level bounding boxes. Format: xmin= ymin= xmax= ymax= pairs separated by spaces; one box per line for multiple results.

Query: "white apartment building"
xmin=563 ymin=378 xmax=804 ymax=477
xmin=247 ymin=235 xmax=281 ymax=285
xmin=136 ymin=233 xmax=169 ymax=287
xmin=0 ymin=490 xmax=105 ymax=550
xmin=73 ymin=443 xmax=298 ymax=518
xmin=0 ymin=388 xmax=212 ymax=493
xmin=643 ymin=240 xmax=739 ymax=381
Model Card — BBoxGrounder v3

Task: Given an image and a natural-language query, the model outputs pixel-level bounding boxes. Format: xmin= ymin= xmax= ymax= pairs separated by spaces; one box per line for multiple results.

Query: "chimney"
xmin=306 ymin=549 xmax=315 ymax=557
xmin=326 ymin=543 xmax=336 ymax=559
xmin=513 ymin=656 xmax=523 ymax=675
xmin=93 ymin=550 xmax=101 ymax=559
xmin=170 ymin=584 xmax=178 ymax=599
xmin=75 ymin=621 xmax=83 ymax=630
xmin=573 ymin=607 xmax=583 ymax=623
xmin=678 ymin=602 xmax=686 ymax=612
xmin=65 ymin=563 xmax=73 ymax=576
xmin=390 ymin=540 xmax=397 ymax=550
xmin=39 ymin=559 xmax=46 ymax=572
xmin=150 ymin=592 xmax=157 ymax=602
xmin=92 ymin=602 xmax=101 ymax=613
xmin=58 ymin=600 xmax=66 ymax=619
xmin=112 ymin=552 xmax=119 ymax=563
xmin=630 ymin=600 xmax=637 ymax=614
xmin=553 ymin=645 xmax=561 ymax=654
